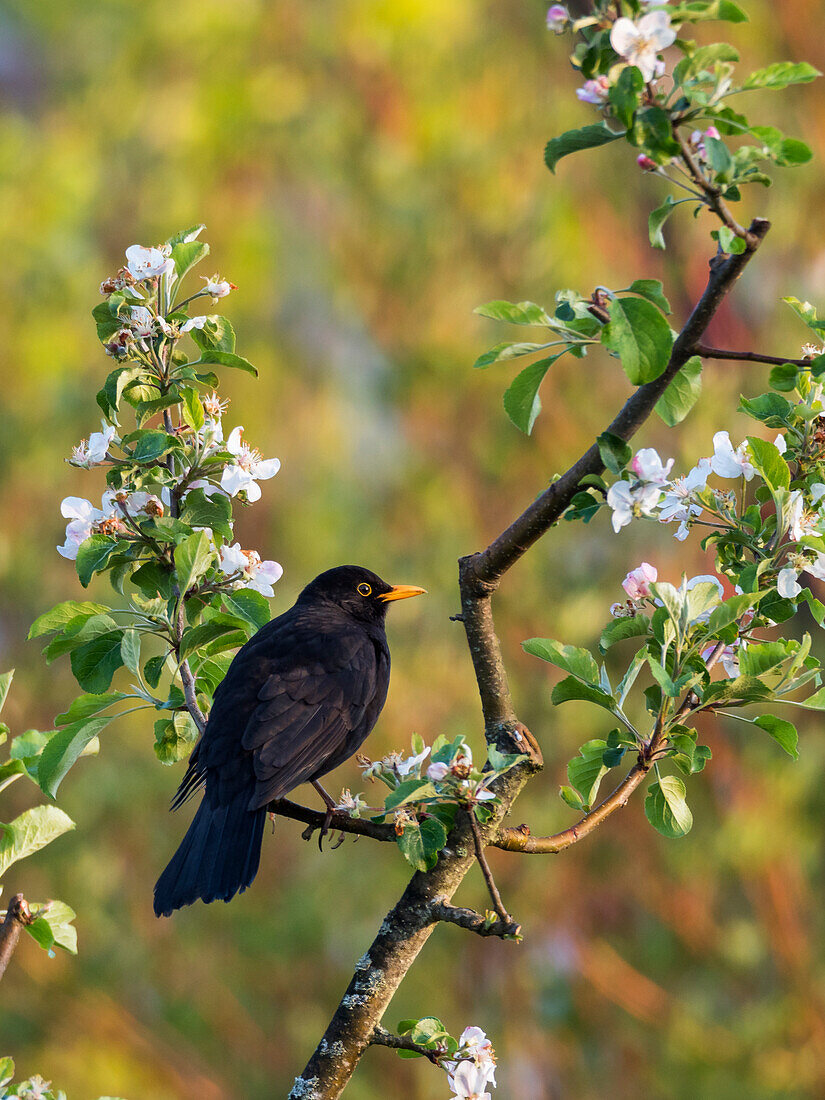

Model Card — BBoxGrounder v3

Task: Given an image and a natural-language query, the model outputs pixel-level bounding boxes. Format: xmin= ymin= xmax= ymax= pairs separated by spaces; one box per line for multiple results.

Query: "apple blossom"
xmin=395 ymin=745 xmax=431 ymax=777
xmin=710 ymin=431 xmax=754 ymax=480
xmin=220 ymin=426 xmax=281 ymax=501
xmin=576 ymin=76 xmax=611 ymax=105
xmin=657 ymin=458 xmax=711 ymax=537
xmin=203 ymin=391 xmax=230 ymax=421
xmin=70 ymin=421 xmax=116 ymax=468
xmin=129 ymin=306 xmax=156 ymax=340
xmin=606 ymin=480 xmax=663 ymax=532
xmin=219 ymin=542 xmax=283 ymax=597
xmin=427 ymin=761 xmax=450 ymax=781
xmin=125 ymin=244 xmax=175 ymax=282
xmin=181 ymin=315 xmax=209 ymax=332
xmin=545 ymin=4 xmax=568 ymax=33
xmin=702 ymin=639 xmax=742 ymax=677
xmin=202 ymin=274 xmax=236 ymax=301
xmin=622 ymin=562 xmax=657 ymax=600
xmin=57 ymin=496 xmax=102 ymax=559
xmin=610 ymin=11 xmax=676 ymax=83
xmin=630 ymin=447 xmax=674 ymax=486
xmin=334 ymin=789 xmax=368 ymax=817
xmin=777 ymin=567 xmax=802 ymax=598
xmin=775 ymin=433 xmax=787 ymax=454
xmin=801 ymin=343 xmax=825 ymax=360
xmin=444 ymin=1027 xmax=497 ymax=1096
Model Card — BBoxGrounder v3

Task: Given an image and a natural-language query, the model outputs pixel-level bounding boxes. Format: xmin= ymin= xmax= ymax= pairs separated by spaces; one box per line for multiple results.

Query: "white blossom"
xmin=775 ymin=433 xmax=787 ymax=454
xmin=658 ymin=458 xmax=711 ymax=534
xmin=334 ymin=789 xmax=368 ymax=817
xmin=70 ymin=421 xmax=117 ymax=467
xmin=777 ymin=567 xmax=802 ymax=599
xmin=57 ymin=496 xmax=102 ymax=559
xmin=202 ymin=274 xmax=236 ymax=301
xmin=622 ymin=562 xmax=657 ymax=600
xmin=606 ymin=480 xmax=663 ymax=532
xmin=630 ymin=447 xmax=673 ymax=485
xmin=710 ymin=431 xmax=754 ymax=480
xmin=219 ymin=542 xmax=283 ymax=597
xmin=610 ymin=11 xmax=676 ymax=82
xmin=395 ymin=746 xmax=431 ymax=777
xmin=220 ymin=426 xmax=281 ymax=501
xmin=427 ymin=761 xmax=450 ymax=781
xmin=181 ymin=315 xmax=209 ymax=332
xmin=125 ymin=244 xmax=174 ymax=282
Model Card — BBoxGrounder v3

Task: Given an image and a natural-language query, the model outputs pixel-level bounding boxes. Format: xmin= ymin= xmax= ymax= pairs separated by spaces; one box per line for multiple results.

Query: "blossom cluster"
xmin=443 ymin=1026 xmax=497 ymax=1099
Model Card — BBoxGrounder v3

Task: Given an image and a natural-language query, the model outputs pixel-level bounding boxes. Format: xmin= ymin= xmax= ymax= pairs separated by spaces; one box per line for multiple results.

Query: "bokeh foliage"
xmin=2 ymin=0 xmax=825 ymax=1096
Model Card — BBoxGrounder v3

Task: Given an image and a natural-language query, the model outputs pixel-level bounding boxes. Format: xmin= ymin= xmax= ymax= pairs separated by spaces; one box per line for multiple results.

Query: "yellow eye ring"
xmin=357 ymin=582 xmax=372 ymax=596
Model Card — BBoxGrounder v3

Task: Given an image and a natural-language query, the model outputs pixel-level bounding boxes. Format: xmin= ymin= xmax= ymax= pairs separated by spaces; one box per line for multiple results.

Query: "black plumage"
xmin=154 ymin=565 xmax=425 ymax=917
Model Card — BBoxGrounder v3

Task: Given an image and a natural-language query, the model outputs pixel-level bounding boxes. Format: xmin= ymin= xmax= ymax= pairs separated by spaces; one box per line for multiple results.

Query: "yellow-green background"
xmin=2 ymin=0 xmax=825 ymax=1096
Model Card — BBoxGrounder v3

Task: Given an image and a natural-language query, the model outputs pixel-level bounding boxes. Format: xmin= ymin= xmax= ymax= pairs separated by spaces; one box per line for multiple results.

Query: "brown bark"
xmin=0 ymin=893 xmax=34 ymax=982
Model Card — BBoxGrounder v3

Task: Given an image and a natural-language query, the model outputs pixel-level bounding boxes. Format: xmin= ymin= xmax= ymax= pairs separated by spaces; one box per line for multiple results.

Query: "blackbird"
xmin=154 ymin=565 xmax=425 ymax=917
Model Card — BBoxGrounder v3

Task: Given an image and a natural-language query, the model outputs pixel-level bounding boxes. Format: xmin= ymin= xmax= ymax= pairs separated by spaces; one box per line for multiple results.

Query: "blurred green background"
xmin=2 ymin=0 xmax=825 ymax=1096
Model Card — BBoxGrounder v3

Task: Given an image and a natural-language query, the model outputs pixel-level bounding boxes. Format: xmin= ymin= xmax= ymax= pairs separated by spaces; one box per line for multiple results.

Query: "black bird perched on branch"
xmin=154 ymin=565 xmax=425 ymax=917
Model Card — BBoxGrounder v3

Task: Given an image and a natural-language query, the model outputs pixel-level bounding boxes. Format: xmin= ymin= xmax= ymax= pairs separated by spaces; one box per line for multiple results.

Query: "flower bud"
xmin=636 ymin=154 xmax=657 ymax=171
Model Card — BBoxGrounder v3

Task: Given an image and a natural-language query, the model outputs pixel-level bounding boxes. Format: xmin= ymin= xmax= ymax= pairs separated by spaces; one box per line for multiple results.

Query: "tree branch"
xmin=431 ymin=897 xmax=522 ymax=939
xmin=267 ymin=798 xmax=396 ymax=843
xmin=0 ymin=893 xmax=33 ymax=982
xmin=468 ymin=811 xmax=515 ymax=925
xmin=696 ymin=344 xmax=808 ymax=368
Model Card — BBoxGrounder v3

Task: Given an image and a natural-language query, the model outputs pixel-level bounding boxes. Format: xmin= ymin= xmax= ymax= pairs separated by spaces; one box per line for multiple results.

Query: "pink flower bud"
xmin=622 ymin=562 xmax=658 ymax=601
xmin=546 ymin=4 xmax=568 ymax=32
xmin=705 ymin=125 xmax=721 ymax=141
xmin=636 ymin=154 xmax=657 ymax=171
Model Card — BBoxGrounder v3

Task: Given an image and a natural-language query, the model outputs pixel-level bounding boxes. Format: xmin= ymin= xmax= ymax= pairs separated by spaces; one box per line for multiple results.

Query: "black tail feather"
xmin=154 ymin=795 xmax=266 ymax=917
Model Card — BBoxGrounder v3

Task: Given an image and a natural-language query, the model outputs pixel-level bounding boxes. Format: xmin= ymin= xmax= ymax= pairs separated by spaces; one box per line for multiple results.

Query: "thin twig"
xmin=431 ymin=897 xmax=521 ymax=939
xmin=268 ymin=798 xmax=396 ymax=843
xmin=468 ymin=811 xmax=514 ymax=924
xmin=370 ymin=1026 xmax=444 ymax=1065
xmin=696 ymin=344 xmax=808 ymax=368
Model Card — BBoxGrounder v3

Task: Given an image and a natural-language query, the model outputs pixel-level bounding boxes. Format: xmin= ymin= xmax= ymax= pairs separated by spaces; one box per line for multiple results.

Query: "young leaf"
xmin=396 ymin=821 xmax=427 ymax=872
xmin=655 ymin=356 xmax=702 ymax=426
xmin=602 ymin=297 xmax=673 ymax=385
xmin=649 ymin=196 xmax=678 ymax=249
xmin=193 ymin=349 xmax=257 ymax=376
xmin=522 ymin=638 xmax=599 ymax=684
xmin=743 ymin=61 xmax=821 ymax=90
xmin=70 ymin=626 xmax=126 ymax=694
xmin=544 ymin=124 xmax=624 ymax=173
xmin=75 ymin=535 xmax=119 ymax=588
xmin=171 ymin=239 xmax=210 ymax=280
xmin=0 ymin=805 xmax=75 ymax=877
xmin=551 ymin=676 xmax=616 ymax=714
xmin=29 ymin=601 xmax=110 ymax=640
xmin=37 ymin=717 xmax=112 ymax=798
xmin=474 ymin=300 xmax=553 ymax=326
xmin=503 ymin=356 xmax=561 ymax=434
xmin=0 ymin=670 xmax=12 ymax=716
xmin=599 ymin=614 xmax=650 ymax=652
xmin=472 ymin=342 xmax=552 ymax=369
xmin=626 ymin=279 xmax=671 ymax=315
xmin=747 ymin=436 xmax=790 ymax=492
xmin=644 ymin=776 xmax=693 ymax=839
xmin=753 ymin=714 xmax=798 ymax=759
xmin=222 ymin=590 xmax=271 ymax=631
xmin=596 ymin=431 xmax=632 ymax=475
xmin=174 ymin=530 xmax=215 ymax=596
xmin=567 ymin=739 xmax=609 ymax=809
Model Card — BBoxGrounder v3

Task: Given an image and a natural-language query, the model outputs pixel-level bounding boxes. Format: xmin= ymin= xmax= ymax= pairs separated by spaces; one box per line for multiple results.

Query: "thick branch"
xmin=696 ymin=344 xmax=808 ymax=368
xmin=467 ymin=219 xmax=770 ymax=590
xmin=0 ymin=894 xmax=33 ymax=982
xmin=370 ymin=1026 xmax=444 ymax=1065
xmin=268 ymin=798 xmax=396 ymax=843
xmin=431 ymin=897 xmax=521 ymax=939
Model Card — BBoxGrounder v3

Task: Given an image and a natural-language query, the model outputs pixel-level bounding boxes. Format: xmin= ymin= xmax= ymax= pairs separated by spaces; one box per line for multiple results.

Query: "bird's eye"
xmin=357 ymin=582 xmax=372 ymax=597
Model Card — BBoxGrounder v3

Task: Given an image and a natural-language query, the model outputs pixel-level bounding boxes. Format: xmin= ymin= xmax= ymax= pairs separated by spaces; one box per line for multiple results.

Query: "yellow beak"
xmin=379 ymin=584 xmax=427 ymax=603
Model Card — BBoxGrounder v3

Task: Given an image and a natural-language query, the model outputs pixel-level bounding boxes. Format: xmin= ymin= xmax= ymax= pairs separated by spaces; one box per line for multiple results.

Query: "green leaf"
xmin=567 ymin=739 xmax=609 ymax=809
xmin=419 ymin=817 xmax=448 ymax=866
xmin=25 ymin=899 xmax=77 ymax=955
xmin=0 ymin=1056 xmax=13 ymax=1087
xmin=655 ymin=356 xmax=702 ymax=426
xmin=70 ymin=626 xmax=125 ymax=694
xmin=153 ymin=716 xmax=195 ymax=764
xmin=179 ymin=621 xmax=246 ymax=663
xmin=706 ymin=591 xmax=762 ymax=635
xmin=0 ymin=805 xmax=75 ymax=877
xmin=0 ymin=669 xmax=12 ymax=716
xmin=551 ymin=676 xmax=616 ymax=714
xmin=608 ymin=65 xmax=644 ymax=129
xmin=739 ymin=392 xmax=792 ymax=424
xmin=124 ymin=429 xmax=178 ymax=463
xmin=768 ymin=363 xmax=800 ymax=392
xmin=503 ymin=356 xmax=560 ymax=434
xmin=75 ymin=536 xmax=119 ymax=588
xmin=743 ymin=61 xmax=821 ymax=90
xmin=29 ymin=601 xmax=110 ymax=640
xmin=179 ymin=488 xmax=234 ymax=542
xmin=649 ymin=196 xmax=678 ymax=249
xmin=120 ymin=629 xmax=140 ymax=675
xmin=396 ymin=821 xmax=427 ymax=871
xmin=626 ymin=279 xmax=671 ymax=315
xmin=544 ymin=124 xmax=624 ymax=173
xmin=166 ymin=223 xmax=206 ymax=247
xmin=747 ymin=436 xmax=790 ymax=492
xmin=644 ymin=776 xmax=693 ymax=839
xmin=602 ymin=297 xmax=673 ymax=385
xmin=180 ymin=387 xmax=205 ymax=431
xmin=596 ymin=431 xmax=632 ymax=475
xmin=753 ymin=714 xmax=798 ymax=759
xmin=55 ymin=692 xmax=126 ymax=727
xmin=193 ymin=349 xmax=257 ymax=376
xmin=472 ymin=341 xmax=551 ymax=369
xmin=190 ymin=315 xmax=236 ymax=353
xmin=171 ymin=239 xmax=210 ymax=280
xmin=474 ymin=300 xmax=552 ymax=326
xmin=522 ymin=638 xmax=599 ymax=684
xmin=384 ymin=779 xmax=436 ymax=811
xmin=599 ymin=614 xmax=650 ymax=652
xmin=174 ymin=530 xmax=215 ymax=596
xmin=222 ymin=590 xmax=271 ymax=631
xmin=38 ymin=717 xmax=112 ymax=797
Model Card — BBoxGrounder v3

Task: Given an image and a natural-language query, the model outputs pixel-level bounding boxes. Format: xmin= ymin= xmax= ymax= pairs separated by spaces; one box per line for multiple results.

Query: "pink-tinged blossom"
xmin=202 ymin=274 xmax=236 ymax=301
xmin=220 ymin=426 xmax=281 ymax=501
xmin=129 ymin=306 xmax=156 ymax=339
xmin=219 ymin=542 xmax=283 ymax=597
xmin=606 ymin=480 xmax=663 ymax=532
xmin=449 ymin=1060 xmax=493 ymax=1099
xmin=576 ymin=76 xmax=611 ymax=105
xmin=546 ymin=4 xmax=568 ymax=32
xmin=710 ymin=431 xmax=754 ymax=480
xmin=427 ymin=761 xmax=450 ymax=781
xmin=658 ymin=458 xmax=710 ymax=537
xmin=702 ymin=639 xmax=741 ymax=677
xmin=70 ymin=421 xmax=117 ymax=468
xmin=610 ymin=11 xmax=676 ymax=82
xmin=630 ymin=447 xmax=674 ymax=485
xmin=445 ymin=1027 xmax=497 ymax=1096
xmin=622 ymin=562 xmax=657 ymax=600
xmin=637 ymin=154 xmax=658 ymax=171
xmin=125 ymin=244 xmax=175 ymax=282
xmin=460 ymin=777 xmax=496 ymax=803
xmin=57 ymin=496 xmax=101 ymax=559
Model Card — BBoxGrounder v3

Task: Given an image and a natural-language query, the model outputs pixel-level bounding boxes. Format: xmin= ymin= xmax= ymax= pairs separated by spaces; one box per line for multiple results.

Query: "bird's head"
xmin=297 ymin=565 xmax=426 ymax=625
